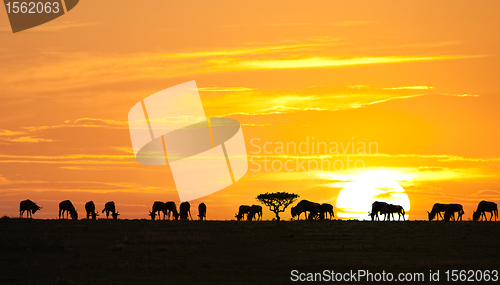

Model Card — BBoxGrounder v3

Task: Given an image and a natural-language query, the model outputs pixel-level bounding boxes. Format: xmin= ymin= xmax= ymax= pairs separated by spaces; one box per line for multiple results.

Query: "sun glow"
xmin=325 ymin=170 xmax=411 ymax=220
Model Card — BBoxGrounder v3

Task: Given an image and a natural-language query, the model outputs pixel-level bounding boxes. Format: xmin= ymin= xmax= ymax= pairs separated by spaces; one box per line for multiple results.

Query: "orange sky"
xmin=1 ymin=0 xmax=500 ymax=220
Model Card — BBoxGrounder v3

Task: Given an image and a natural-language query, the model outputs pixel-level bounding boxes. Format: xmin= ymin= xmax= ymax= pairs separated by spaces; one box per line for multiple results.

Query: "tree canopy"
xmin=256 ymin=192 xmax=299 ymax=221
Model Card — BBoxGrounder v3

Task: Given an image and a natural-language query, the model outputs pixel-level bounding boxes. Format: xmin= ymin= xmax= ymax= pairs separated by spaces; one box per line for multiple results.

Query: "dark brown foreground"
xmin=0 ymin=218 xmax=498 ymax=285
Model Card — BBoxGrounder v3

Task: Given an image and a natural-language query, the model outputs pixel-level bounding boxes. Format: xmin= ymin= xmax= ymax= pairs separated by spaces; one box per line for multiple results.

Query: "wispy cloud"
xmin=249 ymin=153 xmax=500 ymax=164
xmin=0 ymin=129 xmax=53 ymax=143
xmin=469 ymin=190 xmax=500 ymax=198
xmin=381 ymin=86 xmax=434 ymax=90
xmin=218 ymin=21 xmax=372 ymax=28
xmin=196 ymin=87 xmax=255 ymax=92
xmin=349 ymin=85 xmax=434 ymax=90
xmin=263 ymin=20 xmax=372 ymax=27
xmin=160 ymin=41 xmax=339 ymax=60
xmin=0 ymin=34 xmax=482 ymax=93
xmin=452 ymin=93 xmax=480 ymax=97
xmin=0 ymin=21 xmax=99 ymax=33
xmin=0 ymin=118 xmax=127 ymax=144
xmin=0 ymin=152 xmax=134 ymax=166
xmin=206 ymin=89 xmax=481 ymax=117
xmin=366 ymin=94 xmax=426 ymax=106
xmin=236 ymin=55 xmax=477 ymax=70
xmin=2 ymin=136 xmax=54 ymax=143
xmin=347 ymin=84 xmax=373 ymax=90
xmin=0 ymin=39 xmax=338 ymax=92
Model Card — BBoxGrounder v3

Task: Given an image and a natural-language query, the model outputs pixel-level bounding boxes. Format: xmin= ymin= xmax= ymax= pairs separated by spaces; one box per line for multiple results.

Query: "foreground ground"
xmin=0 ymin=218 xmax=499 ymax=285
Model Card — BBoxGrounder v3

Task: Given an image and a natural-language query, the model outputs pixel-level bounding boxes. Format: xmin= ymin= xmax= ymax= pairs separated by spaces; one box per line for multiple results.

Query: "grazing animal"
xmin=235 ymin=205 xmax=252 ymax=221
xmin=149 ymin=211 xmax=156 ymax=220
xmin=290 ymin=205 xmax=305 ymax=220
xmin=102 ymin=201 xmax=117 ymax=219
xmin=247 ymin=205 xmax=263 ymax=221
xmin=307 ymin=202 xmax=323 ymax=220
xmin=179 ymin=201 xmax=192 ymax=220
xmin=165 ymin=201 xmax=179 ymax=220
xmin=151 ymin=201 xmax=167 ymax=220
xmin=19 ymin=199 xmax=42 ymax=218
xmin=291 ymin=200 xmax=321 ymax=220
xmin=380 ymin=204 xmax=405 ymax=221
xmin=370 ymin=201 xmax=389 ymax=221
xmin=59 ymin=200 xmax=78 ymax=220
xmin=198 ymin=203 xmax=207 ymax=221
xmin=111 ymin=212 xmax=120 ymax=220
xmin=443 ymin=204 xmax=464 ymax=221
xmin=85 ymin=201 xmax=98 ymax=220
xmin=428 ymin=203 xmax=448 ymax=221
xmin=473 ymin=201 xmax=498 ymax=221
xmin=320 ymin=203 xmax=335 ymax=220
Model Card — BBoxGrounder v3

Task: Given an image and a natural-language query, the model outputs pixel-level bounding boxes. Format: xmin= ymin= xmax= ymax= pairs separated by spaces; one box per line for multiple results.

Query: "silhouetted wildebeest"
xmin=370 ymin=201 xmax=389 ymax=221
xmin=380 ymin=204 xmax=405 ymax=221
xmin=85 ymin=201 xmax=98 ymax=220
xmin=235 ymin=205 xmax=252 ymax=221
xmin=59 ymin=200 xmax=78 ymax=220
xmin=307 ymin=202 xmax=323 ymax=220
xmin=165 ymin=201 xmax=179 ymax=220
xmin=150 ymin=201 xmax=167 ymax=220
xmin=179 ymin=201 xmax=192 ymax=220
xmin=473 ymin=200 xmax=498 ymax=221
xmin=198 ymin=203 xmax=207 ymax=221
xmin=320 ymin=203 xmax=335 ymax=220
xmin=444 ymin=203 xmax=464 ymax=221
xmin=247 ymin=205 xmax=263 ymax=221
xmin=428 ymin=203 xmax=448 ymax=221
xmin=19 ymin=199 xmax=41 ymax=218
xmin=291 ymin=200 xmax=321 ymax=220
xmin=102 ymin=201 xmax=119 ymax=219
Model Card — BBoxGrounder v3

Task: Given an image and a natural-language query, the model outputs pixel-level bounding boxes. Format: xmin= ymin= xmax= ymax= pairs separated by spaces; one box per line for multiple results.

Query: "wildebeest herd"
xmin=18 ymin=199 xmax=207 ymax=221
xmin=370 ymin=201 xmax=406 ymax=221
xmin=148 ymin=201 xmax=205 ymax=221
xmin=235 ymin=205 xmax=263 ymax=221
xmin=17 ymin=198 xmax=499 ymax=222
xmin=19 ymin=199 xmax=121 ymax=220
xmin=290 ymin=200 xmax=335 ymax=220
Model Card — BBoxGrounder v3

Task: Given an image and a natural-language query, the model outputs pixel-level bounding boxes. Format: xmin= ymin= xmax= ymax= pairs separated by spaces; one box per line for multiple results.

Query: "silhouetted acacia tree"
xmin=256 ymin=192 xmax=299 ymax=221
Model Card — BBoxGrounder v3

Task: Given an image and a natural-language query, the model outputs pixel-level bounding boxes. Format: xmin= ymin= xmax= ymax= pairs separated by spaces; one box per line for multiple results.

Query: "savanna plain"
xmin=0 ymin=218 xmax=499 ymax=285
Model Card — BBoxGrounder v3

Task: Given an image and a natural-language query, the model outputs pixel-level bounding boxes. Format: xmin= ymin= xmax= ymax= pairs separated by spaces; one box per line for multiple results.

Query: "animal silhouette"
xmin=85 ymin=201 xmax=98 ymax=220
xmin=247 ymin=205 xmax=263 ymax=221
xmin=307 ymin=203 xmax=323 ymax=220
xmin=179 ymin=202 xmax=192 ymax=220
xmin=472 ymin=201 xmax=498 ymax=221
xmin=320 ymin=203 xmax=335 ymax=220
xmin=150 ymin=201 xmax=167 ymax=220
xmin=428 ymin=203 xmax=448 ymax=221
xmin=59 ymin=200 xmax=78 ymax=220
xmin=19 ymin=199 xmax=42 ymax=218
xmin=443 ymin=204 xmax=464 ymax=221
xmin=165 ymin=201 xmax=179 ymax=220
xmin=198 ymin=202 xmax=207 ymax=220
xmin=102 ymin=201 xmax=118 ymax=219
xmin=235 ymin=205 xmax=251 ymax=221
xmin=380 ymin=204 xmax=405 ymax=221
xmin=111 ymin=212 xmax=120 ymax=220
xmin=369 ymin=201 xmax=390 ymax=221
xmin=291 ymin=200 xmax=321 ymax=220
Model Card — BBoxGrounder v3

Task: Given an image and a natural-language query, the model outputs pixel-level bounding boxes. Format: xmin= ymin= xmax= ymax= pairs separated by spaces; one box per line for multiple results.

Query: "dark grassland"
xmin=0 ymin=218 xmax=499 ymax=285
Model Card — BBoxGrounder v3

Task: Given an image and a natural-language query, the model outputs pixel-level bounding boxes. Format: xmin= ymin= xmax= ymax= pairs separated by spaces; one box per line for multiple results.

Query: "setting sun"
xmin=320 ymin=170 xmax=411 ymax=220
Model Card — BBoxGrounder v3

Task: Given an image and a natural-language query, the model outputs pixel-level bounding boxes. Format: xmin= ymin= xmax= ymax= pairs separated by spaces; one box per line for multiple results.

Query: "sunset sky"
xmin=1 ymin=0 xmax=500 ymax=220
